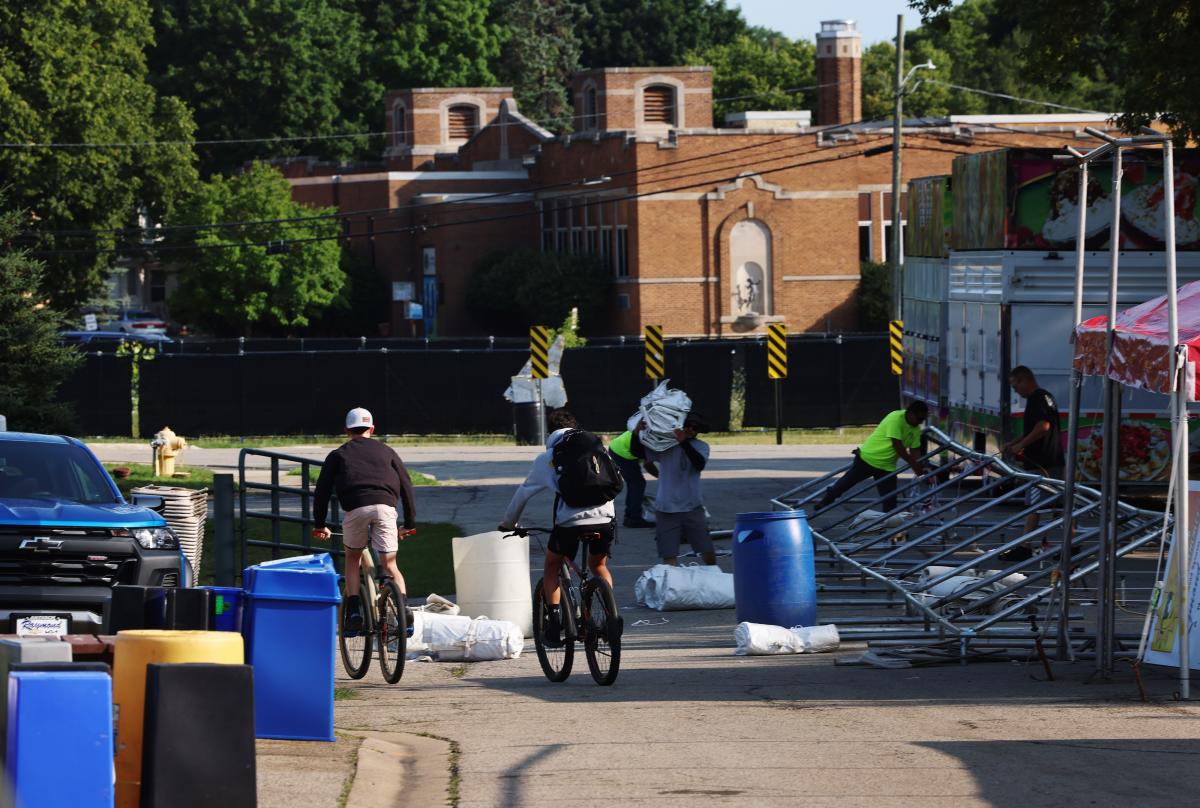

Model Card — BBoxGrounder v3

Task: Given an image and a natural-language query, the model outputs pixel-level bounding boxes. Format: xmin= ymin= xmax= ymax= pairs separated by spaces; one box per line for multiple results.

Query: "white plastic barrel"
xmin=451 ymin=531 xmax=534 ymax=637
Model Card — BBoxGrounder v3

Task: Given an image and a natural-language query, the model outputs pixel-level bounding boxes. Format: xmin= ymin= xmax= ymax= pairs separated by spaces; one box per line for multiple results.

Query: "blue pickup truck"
xmin=0 ymin=432 xmax=185 ymax=635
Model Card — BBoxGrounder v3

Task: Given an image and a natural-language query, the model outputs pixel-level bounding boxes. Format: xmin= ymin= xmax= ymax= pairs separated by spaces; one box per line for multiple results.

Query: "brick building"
xmin=284 ymin=19 xmax=1120 ymax=338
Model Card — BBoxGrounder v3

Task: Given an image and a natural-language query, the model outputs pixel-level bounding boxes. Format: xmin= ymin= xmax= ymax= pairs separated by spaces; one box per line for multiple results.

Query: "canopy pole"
xmin=1097 ymin=146 xmax=1123 ymax=678
xmin=1163 ymin=139 xmax=1189 ymax=699
xmin=1058 ymin=160 xmax=1089 ymax=659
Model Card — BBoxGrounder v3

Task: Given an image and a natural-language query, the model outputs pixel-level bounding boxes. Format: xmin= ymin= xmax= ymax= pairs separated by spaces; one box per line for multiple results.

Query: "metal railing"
xmin=772 ymin=426 xmax=1168 ymax=660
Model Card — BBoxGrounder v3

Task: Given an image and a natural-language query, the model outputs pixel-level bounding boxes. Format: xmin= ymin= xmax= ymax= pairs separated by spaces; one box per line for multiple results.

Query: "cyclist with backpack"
xmin=499 ymin=409 xmax=623 ymax=647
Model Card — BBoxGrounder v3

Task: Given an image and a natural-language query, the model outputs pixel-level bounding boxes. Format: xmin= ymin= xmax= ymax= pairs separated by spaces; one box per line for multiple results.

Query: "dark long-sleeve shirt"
xmin=313 ymin=437 xmax=416 ymax=529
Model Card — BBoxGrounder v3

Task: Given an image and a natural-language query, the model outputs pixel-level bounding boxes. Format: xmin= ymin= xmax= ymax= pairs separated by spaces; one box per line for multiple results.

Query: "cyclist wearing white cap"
xmin=313 ymin=407 xmax=417 ymax=634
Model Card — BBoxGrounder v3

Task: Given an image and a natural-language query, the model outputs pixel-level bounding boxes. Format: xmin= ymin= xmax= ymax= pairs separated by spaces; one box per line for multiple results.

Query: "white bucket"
xmin=452 ymin=531 xmax=534 ymax=637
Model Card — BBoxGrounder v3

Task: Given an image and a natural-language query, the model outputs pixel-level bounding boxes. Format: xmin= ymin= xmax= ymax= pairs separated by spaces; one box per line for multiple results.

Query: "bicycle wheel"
xmin=582 ymin=578 xmax=622 ymax=686
xmin=532 ymin=577 xmax=573 ymax=682
xmin=339 ymin=570 xmax=373 ymax=680
xmin=376 ymin=578 xmax=407 ymax=684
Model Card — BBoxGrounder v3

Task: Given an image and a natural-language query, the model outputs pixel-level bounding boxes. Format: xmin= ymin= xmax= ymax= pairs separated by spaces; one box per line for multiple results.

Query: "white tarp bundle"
xmin=505 ymin=334 xmax=567 ymax=407
xmin=733 ymin=622 xmax=841 ymax=655
xmin=408 ymin=611 xmax=524 ymax=661
xmin=849 ymin=509 xmax=914 ymax=531
xmin=629 ymin=380 xmax=692 ymax=452
xmin=911 ymin=568 xmax=1027 ymax=614
xmin=634 ymin=563 xmax=735 ymax=610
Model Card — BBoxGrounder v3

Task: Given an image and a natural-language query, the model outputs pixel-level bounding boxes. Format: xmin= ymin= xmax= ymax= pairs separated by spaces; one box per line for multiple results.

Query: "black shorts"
xmin=548 ymin=523 xmax=614 ymax=560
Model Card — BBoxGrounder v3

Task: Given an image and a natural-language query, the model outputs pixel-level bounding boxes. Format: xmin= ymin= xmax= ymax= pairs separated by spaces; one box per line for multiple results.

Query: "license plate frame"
xmin=14 ymin=614 xmax=69 ymax=637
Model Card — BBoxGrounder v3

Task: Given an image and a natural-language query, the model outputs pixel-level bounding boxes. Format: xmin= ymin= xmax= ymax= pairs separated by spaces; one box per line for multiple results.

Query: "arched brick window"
xmin=447 ymin=105 xmax=479 ymax=140
xmin=585 ymin=86 xmax=599 ymax=129
xmin=642 ymin=85 xmax=676 ymax=125
xmin=392 ymin=105 xmax=407 ymax=146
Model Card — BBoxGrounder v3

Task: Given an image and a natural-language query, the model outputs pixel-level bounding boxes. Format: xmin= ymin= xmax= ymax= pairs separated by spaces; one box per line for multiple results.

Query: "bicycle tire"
xmin=582 ymin=577 xmax=622 ymax=686
xmin=339 ymin=570 xmax=373 ymax=680
xmin=377 ymin=578 xmax=407 ymax=684
xmin=532 ymin=577 xmax=573 ymax=682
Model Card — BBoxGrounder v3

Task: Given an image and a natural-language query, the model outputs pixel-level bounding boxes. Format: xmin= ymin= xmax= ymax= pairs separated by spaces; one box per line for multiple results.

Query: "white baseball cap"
xmin=345 ymin=407 xmax=374 ymax=430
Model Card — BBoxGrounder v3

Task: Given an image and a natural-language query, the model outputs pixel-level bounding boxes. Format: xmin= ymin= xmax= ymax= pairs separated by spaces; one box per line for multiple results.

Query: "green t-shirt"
xmin=858 ymin=410 xmax=921 ymax=472
xmin=610 ymin=430 xmax=636 ymax=461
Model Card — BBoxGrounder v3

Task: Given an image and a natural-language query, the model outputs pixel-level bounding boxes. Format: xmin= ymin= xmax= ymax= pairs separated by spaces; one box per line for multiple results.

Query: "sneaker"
xmin=542 ymin=612 xmax=563 ymax=648
xmin=343 ymin=600 xmax=364 ymax=636
xmin=623 ymin=517 xmax=654 ymax=529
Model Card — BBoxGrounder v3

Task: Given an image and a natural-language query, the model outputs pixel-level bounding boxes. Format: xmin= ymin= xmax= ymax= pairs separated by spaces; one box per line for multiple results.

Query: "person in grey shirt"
xmin=631 ymin=413 xmax=717 ymax=565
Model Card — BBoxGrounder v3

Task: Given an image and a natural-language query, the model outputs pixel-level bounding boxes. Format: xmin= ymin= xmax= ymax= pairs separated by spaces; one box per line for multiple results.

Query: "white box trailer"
xmin=904 ymin=249 xmax=1200 ymax=481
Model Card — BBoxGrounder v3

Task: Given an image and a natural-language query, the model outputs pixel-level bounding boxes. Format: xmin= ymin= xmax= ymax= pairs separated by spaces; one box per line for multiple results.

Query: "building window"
xmin=447 ymin=105 xmax=478 ymax=140
xmin=615 ymin=226 xmax=629 ymax=277
xmin=585 ymin=86 xmax=598 ymax=129
xmin=858 ymin=222 xmax=872 ymax=262
xmin=616 ymin=293 xmax=631 ymax=311
xmin=883 ymin=221 xmax=907 ymax=263
xmin=642 ymin=85 xmax=676 ymax=125
xmin=392 ymin=105 xmax=407 ymax=146
xmin=149 ymin=270 xmax=166 ymax=303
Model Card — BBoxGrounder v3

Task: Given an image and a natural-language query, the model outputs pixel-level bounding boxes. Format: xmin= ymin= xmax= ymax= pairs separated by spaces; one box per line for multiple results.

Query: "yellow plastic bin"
xmin=112 ymin=629 xmax=244 ymax=808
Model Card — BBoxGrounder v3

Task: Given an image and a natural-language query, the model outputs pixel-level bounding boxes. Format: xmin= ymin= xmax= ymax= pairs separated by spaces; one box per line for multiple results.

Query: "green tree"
xmin=0 ymin=0 xmax=197 ymax=310
xmin=577 ymin=0 xmax=747 ymax=68
xmin=860 ymin=39 xmax=954 ymax=122
xmin=0 ymin=205 xmax=81 ymax=432
xmin=360 ymin=0 xmax=504 ymax=88
xmin=149 ymin=0 xmax=374 ymax=175
xmin=166 ymin=163 xmax=345 ymax=336
xmin=686 ymin=34 xmax=815 ymax=124
xmin=494 ymin=0 xmax=587 ymax=131
xmin=858 ymin=261 xmax=893 ymax=331
xmin=467 ymin=249 xmax=609 ymax=333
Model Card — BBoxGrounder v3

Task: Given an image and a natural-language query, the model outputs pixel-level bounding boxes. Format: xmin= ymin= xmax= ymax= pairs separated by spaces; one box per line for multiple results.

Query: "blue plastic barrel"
xmin=732 ymin=510 xmax=817 ymax=627
xmin=242 ymin=554 xmax=340 ymax=741
xmin=202 ymin=586 xmax=245 ymax=632
xmin=6 ymin=670 xmax=114 ymax=807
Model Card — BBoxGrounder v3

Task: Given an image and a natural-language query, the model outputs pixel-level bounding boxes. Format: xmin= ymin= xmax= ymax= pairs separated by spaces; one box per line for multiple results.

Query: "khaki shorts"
xmin=342 ymin=504 xmax=399 ymax=554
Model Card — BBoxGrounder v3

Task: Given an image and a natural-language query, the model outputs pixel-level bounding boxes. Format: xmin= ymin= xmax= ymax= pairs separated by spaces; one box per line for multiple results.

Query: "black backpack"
xmin=552 ymin=429 xmax=624 ymax=508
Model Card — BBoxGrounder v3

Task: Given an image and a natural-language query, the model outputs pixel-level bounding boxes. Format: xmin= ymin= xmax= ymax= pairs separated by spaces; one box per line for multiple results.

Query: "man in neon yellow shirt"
xmin=609 ymin=430 xmax=653 ymax=528
xmin=817 ymin=401 xmax=928 ymax=512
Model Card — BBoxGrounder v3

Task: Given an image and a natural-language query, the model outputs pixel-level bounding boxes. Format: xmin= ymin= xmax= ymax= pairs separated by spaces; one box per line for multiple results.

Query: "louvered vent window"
xmin=448 ymin=105 xmax=478 ymax=140
xmin=642 ymin=85 xmax=676 ymax=125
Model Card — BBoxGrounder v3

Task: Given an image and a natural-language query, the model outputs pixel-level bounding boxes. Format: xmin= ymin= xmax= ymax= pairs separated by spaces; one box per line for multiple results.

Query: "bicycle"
xmin=336 ymin=531 xmax=412 ymax=685
xmin=507 ymin=527 xmax=623 ymax=686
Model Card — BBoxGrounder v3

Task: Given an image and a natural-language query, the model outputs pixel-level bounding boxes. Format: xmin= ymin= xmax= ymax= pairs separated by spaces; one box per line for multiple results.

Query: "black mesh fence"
xmin=60 ymin=336 xmax=893 ymax=436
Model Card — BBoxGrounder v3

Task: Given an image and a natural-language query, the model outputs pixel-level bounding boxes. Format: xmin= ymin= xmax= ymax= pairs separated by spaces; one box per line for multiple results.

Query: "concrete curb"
xmin=341 ymin=731 xmax=452 ymax=808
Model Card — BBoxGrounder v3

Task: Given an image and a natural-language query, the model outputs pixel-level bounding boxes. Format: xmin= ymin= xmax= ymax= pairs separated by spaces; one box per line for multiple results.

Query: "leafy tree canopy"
xmin=166 ymin=163 xmax=344 ymax=336
xmin=0 ymin=0 xmax=197 ymax=310
xmin=493 ymin=0 xmax=587 ymax=131
xmin=577 ymin=0 xmax=747 ymax=68
xmin=686 ymin=34 xmax=815 ymax=125
xmin=0 ymin=203 xmax=81 ymax=432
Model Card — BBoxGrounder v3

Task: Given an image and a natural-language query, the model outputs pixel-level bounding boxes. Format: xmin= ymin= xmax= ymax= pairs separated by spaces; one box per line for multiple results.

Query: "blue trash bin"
xmin=7 ymin=670 xmax=114 ymax=807
xmin=242 ymin=554 xmax=340 ymax=741
xmin=201 ymin=586 xmax=245 ymax=632
xmin=732 ymin=510 xmax=817 ymax=628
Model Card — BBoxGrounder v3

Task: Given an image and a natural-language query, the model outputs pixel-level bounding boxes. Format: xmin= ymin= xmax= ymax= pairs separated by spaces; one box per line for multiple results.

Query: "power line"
xmin=924 ymin=79 xmax=1107 ymax=115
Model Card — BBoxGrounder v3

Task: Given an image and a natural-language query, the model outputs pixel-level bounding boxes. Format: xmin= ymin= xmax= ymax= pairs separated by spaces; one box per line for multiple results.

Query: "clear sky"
xmin=730 ymin=0 xmax=926 ymax=46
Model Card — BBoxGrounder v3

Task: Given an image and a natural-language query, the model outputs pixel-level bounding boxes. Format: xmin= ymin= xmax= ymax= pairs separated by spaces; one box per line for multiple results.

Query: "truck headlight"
xmin=132 ymin=527 xmax=178 ymax=550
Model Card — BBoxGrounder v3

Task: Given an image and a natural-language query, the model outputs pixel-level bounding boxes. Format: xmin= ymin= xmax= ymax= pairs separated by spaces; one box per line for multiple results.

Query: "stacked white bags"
xmin=634 ymin=564 xmax=735 ymax=610
xmin=409 ymin=611 xmax=524 ymax=661
xmin=733 ymin=623 xmax=840 ymax=656
xmin=629 ymin=380 xmax=693 ymax=452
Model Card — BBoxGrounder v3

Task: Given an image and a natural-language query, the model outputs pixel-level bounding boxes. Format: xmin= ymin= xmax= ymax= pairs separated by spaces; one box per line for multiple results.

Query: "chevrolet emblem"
xmin=19 ymin=537 xmax=63 ymax=553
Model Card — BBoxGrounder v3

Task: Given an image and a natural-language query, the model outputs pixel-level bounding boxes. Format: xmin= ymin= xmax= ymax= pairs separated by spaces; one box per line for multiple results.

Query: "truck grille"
xmin=0 ymin=532 xmax=139 ymax=588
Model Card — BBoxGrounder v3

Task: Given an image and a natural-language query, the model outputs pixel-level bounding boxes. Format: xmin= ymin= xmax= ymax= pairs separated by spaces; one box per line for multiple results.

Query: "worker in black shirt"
xmin=312 ymin=407 xmax=417 ymax=634
xmin=1003 ymin=366 xmax=1064 ymax=542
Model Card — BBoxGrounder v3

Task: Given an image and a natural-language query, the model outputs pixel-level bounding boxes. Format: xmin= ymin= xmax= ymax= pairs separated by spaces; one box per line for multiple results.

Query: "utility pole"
xmin=890 ymin=14 xmax=905 ymax=322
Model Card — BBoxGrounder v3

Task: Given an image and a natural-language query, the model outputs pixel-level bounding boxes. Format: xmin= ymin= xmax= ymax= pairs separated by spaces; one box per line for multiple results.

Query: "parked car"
xmin=111 ymin=309 xmax=168 ymax=334
xmin=60 ymin=330 xmax=173 ymax=351
xmin=0 ymin=432 xmax=185 ymax=635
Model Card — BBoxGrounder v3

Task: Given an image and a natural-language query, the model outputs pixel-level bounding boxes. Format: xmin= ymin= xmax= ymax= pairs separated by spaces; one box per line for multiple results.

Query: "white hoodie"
xmin=502 ymin=429 xmax=615 ymax=528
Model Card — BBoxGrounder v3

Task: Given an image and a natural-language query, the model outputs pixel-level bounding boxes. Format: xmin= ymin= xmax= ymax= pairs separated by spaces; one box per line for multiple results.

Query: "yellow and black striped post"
xmin=529 ymin=326 xmax=551 ymax=380
xmin=644 ymin=324 xmax=664 ymax=381
xmin=767 ymin=323 xmax=787 ymax=380
xmin=767 ymin=323 xmax=787 ymax=444
xmin=888 ymin=319 xmax=904 ymax=376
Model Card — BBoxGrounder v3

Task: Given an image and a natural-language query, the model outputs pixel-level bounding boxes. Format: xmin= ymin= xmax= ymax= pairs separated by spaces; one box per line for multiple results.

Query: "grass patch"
xmin=702 ymin=427 xmax=875 ymax=445
xmin=105 ymin=463 xmax=214 ymax=496
xmin=285 ymin=467 xmax=440 ymax=486
xmin=199 ymin=517 xmax=459 ymax=595
xmin=449 ymin=664 xmax=467 ymax=679
xmin=334 ymin=686 xmax=359 ymax=701
xmin=335 ymin=737 xmax=362 ymax=808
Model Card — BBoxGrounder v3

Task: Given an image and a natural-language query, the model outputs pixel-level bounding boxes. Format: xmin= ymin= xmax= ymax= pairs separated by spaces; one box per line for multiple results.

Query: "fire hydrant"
xmin=151 ymin=426 xmax=187 ymax=477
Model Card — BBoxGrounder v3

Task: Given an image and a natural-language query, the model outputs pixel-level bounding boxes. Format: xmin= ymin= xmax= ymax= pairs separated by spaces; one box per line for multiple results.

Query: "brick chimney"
xmin=815 ymin=20 xmax=862 ymax=126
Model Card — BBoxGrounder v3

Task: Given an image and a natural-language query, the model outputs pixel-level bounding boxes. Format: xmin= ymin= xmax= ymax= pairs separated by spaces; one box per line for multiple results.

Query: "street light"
xmin=890 ymin=16 xmax=936 ymax=322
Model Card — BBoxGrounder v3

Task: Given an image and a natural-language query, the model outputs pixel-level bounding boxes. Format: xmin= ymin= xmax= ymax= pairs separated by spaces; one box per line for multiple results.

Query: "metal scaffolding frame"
xmin=772 ymin=426 xmax=1168 ymax=659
